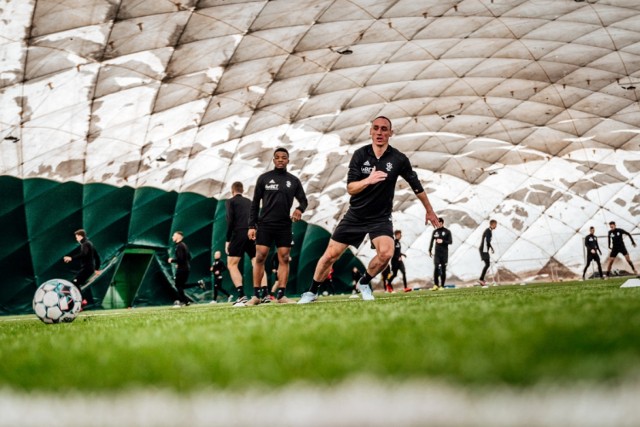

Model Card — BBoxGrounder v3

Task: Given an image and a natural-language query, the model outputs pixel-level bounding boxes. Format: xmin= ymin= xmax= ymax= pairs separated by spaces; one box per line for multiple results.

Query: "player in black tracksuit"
xmin=209 ymin=251 xmax=231 ymax=302
xmin=582 ymin=226 xmax=603 ymax=280
xmin=247 ymin=147 xmax=308 ymax=305
xmin=387 ymin=230 xmax=408 ymax=291
xmin=168 ymin=231 xmax=194 ymax=306
xmin=479 ymin=219 xmax=497 ymax=286
xmin=225 ymin=181 xmax=256 ymax=304
xmin=606 ymin=221 xmax=637 ymax=276
xmin=299 ymin=116 xmax=440 ymax=304
xmin=63 ymin=229 xmax=101 ymax=307
xmin=429 ymin=218 xmax=452 ymax=290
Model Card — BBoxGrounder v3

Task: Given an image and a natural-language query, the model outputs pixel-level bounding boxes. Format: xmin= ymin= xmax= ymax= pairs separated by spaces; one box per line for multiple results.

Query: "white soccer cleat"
xmin=297 ymin=292 xmax=318 ymax=304
xmin=359 ymin=284 xmax=375 ymax=301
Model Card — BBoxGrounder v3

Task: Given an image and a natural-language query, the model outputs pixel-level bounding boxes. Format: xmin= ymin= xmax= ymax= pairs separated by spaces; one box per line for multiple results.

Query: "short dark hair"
xmin=439 ymin=218 xmax=444 ymax=224
xmin=274 ymin=147 xmax=289 ymax=156
xmin=394 ymin=229 xmax=402 ymax=235
xmin=231 ymin=181 xmax=244 ymax=193
xmin=489 ymin=219 xmax=497 ymax=226
xmin=609 ymin=221 xmax=616 ymax=226
xmin=174 ymin=231 xmax=184 ymax=237
xmin=372 ymin=116 xmax=392 ymax=129
xmin=74 ymin=229 xmax=86 ymax=238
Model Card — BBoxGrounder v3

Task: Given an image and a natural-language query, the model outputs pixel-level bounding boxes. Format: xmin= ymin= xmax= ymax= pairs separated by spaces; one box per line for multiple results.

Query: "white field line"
xmin=1 ymin=379 xmax=639 ymax=427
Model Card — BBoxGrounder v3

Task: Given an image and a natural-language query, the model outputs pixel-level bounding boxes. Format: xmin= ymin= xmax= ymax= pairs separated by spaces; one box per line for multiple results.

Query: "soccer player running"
xmin=63 ymin=229 xmax=101 ymax=308
xmin=478 ymin=219 xmax=497 ymax=287
xmin=386 ymin=229 xmax=409 ymax=292
xmin=582 ymin=226 xmax=604 ymax=280
xmin=298 ymin=116 xmax=440 ymax=304
xmin=247 ymin=147 xmax=308 ymax=305
xmin=225 ymin=181 xmax=259 ymax=306
xmin=429 ymin=218 xmax=452 ymax=290
xmin=606 ymin=221 xmax=637 ymax=277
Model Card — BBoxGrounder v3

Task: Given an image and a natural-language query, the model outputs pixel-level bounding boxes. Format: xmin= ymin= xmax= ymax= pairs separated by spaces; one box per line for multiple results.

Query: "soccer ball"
xmin=33 ymin=279 xmax=83 ymax=324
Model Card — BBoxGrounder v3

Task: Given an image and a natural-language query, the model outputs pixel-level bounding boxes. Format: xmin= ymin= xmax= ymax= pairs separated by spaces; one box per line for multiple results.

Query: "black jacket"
xmin=172 ymin=241 xmax=190 ymax=271
xmin=71 ymin=238 xmax=100 ymax=272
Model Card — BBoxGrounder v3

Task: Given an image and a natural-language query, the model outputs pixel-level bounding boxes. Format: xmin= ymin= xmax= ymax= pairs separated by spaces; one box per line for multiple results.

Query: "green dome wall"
xmin=0 ymin=176 xmax=363 ymax=315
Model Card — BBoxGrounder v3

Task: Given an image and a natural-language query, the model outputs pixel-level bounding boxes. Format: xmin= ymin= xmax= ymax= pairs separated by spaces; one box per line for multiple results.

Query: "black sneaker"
xmin=261 ymin=296 xmax=272 ymax=304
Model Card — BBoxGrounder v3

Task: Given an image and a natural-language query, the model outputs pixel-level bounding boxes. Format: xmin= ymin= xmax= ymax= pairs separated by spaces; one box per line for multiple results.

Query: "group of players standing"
xmin=66 ymin=116 xmax=638 ymax=308
xmin=168 ymin=115 xmax=639 ymax=306
xmin=201 ymin=115 xmax=440 ymax=306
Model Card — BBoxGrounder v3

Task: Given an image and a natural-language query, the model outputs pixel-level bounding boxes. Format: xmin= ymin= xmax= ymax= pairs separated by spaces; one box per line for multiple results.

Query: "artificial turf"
xmin=1 ymin=278 xmax=639 ymax=392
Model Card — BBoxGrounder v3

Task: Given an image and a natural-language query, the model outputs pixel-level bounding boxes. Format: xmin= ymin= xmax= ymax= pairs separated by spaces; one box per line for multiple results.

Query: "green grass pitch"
xmin=2 ymin=278 xmax=640 ymax=393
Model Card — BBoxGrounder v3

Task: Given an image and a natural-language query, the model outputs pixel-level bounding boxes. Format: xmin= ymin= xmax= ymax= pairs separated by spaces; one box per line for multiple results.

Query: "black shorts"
xmin=610 ymin=247 xmax=628 ymax=258
xmin=228 ymin=231 xmax=256 ymax=258
xmin=480 ymin=251 xmax=490 ymax=263
xmin=256 ymin=224 xmax=292 ymax=248
xmin=331 ymin=211 xmax=393 ymax=248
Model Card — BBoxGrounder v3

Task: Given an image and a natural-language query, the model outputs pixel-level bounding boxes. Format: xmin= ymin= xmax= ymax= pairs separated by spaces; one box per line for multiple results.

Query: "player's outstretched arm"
xmin=416 ymin=191 xmax=439 ymax=228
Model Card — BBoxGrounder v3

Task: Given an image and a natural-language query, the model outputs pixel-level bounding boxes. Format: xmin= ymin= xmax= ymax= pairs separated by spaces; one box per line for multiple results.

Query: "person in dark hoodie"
xmin=168 ymin=231 xmax=193 ymax=307
xmin=63 ymin=229 xmax=101 ymax=308
xmin=246 ymin=147 xmax=308 ymax=306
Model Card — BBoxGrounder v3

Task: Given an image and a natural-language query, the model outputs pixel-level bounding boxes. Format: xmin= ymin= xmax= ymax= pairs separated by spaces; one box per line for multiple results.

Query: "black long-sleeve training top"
xmin=211 ymin=259 xmax=227 ymax=278
xmin=585 ymin=234 xmax=601 ymax=253
xmin=226 ymin=194 xmax=252 ymax=241
xmin=71 ymin=238 xmax=100 ymax=272
xmin=346 ymin=144 xmax=424 ymax=221
xmin=249 ymin=168 xmax=308 ymax=228
xmin=480 ymin=228 xmax=493 ymax=253
xmin=172 ymin=241 xmax=190 ymax=271
xmin=608 ymin=228 xmax=635 ymax=249
xmin=430 ymin=227 xmax=452 ymax=255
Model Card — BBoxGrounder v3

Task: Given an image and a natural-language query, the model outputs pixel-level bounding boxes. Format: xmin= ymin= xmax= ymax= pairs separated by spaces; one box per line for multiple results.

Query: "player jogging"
xmin=298 ymin=116 xmax=440 ymax=304
xmin=63 ymin=229 xmax=101 ymax=308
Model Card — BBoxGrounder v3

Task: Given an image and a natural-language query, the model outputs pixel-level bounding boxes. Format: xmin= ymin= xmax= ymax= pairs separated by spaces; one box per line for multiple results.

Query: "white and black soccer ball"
xmin=33 ymin=279 xmax=83 ymax=324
